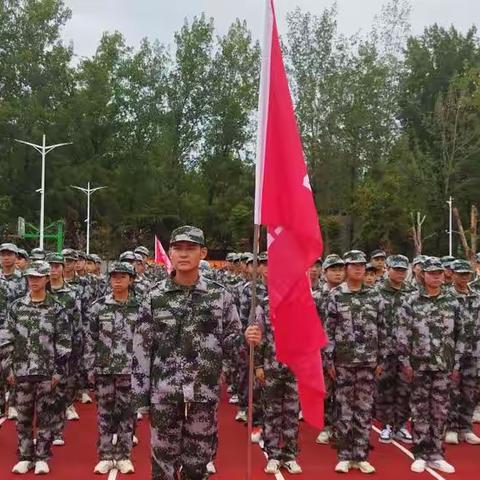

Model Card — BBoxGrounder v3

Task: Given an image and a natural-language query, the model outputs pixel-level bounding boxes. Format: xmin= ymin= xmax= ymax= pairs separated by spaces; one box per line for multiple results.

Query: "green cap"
xmin=109 ymin=261 xmax=135 ymax=276
xmin=62 ymin=248 xmax=78 ymax=260
xmin=423 ymin=257 xmax=444 ymax=272
xmin=451 ymin=259 xmax=473 ymax=273
xmin=170 ymin=225 xmax=205 ymax=245
xmin=0 ymin=243 xmax=18 ymax=254
xmin=26 ymin=260 xmax=50 ymax=277
xmin=387 ymin=254 xmax=409 ymax=270
xmin=343 ymin=250 xmax=367 ymax=264
xmin=134 ymin=246 xmax=149 ymax=257
xmin=46 ymin=253 xmax=65 ymax=265
xmin=323 ymin=254 xmax=344 ymax=270
xmin=119 ymin=251 xmax=136 ymax=262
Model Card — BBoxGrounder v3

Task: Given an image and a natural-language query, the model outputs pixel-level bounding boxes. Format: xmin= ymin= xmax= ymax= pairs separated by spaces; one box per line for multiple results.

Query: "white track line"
xmin=107 ymin=469 xmax=118 ymax=480
xmin=0 ymin=417 xmax=6 ymax=427
xmin=371 ymin=426 xmax=446 ymax=480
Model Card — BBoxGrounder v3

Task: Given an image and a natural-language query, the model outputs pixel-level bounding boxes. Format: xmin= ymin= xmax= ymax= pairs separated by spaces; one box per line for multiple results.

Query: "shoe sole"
xmin=394 ymin=437 xmax=413 ymax=444
xmin=378 ymin=438 xmax=393 ymax=443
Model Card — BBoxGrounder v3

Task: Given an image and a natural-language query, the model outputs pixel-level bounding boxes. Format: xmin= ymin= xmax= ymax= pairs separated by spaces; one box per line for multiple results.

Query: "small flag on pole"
xmin=154 ymin=235 xmax=173 ymax=274
xmin=254 ymin=0 xmax=328 ymax=429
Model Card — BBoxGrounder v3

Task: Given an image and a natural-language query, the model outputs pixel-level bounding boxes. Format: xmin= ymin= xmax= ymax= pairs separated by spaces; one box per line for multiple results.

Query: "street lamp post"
xmin=71 ymin=182 xmax=107 ymax=254
xmin=447 ymin=196 xmax=453 ymax=256
xmin=15 ymin=134 xmax=72 ymax=249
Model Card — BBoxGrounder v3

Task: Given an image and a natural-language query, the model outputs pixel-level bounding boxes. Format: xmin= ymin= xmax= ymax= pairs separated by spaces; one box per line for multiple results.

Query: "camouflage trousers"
xmin=324 ymin=364 xmax=336 ymax=428
xmin=15 ymin=377 xmax=56 ymax=461
xmin=50 ymin=374 xmax=79 ymax=440
xmin=238 ymin=347 xmax=264 ymax=427
xmin=447 ymin=361 xmax=479 ymax=433
xmin=410 ymin=371 xmax=450 ymax=461
xmin=95 ymin=374 xmax=134 ymax=461
xmin=335 ymin=365 xmax=375 ymax=462
xmin=375 ymin=355 xmax=410 ymax=428
xmin=263 ymin=367 xmax=299 ymax=462
xmin=150 ymin=401 xmax=218 ymax=480
xmin=0 ymin=368 xmax=7 ymax=416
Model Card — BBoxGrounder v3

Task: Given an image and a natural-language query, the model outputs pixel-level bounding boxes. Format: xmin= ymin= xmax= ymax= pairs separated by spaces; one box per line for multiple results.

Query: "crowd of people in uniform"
xmin=0 ymin=228 xmax=479 ymax=479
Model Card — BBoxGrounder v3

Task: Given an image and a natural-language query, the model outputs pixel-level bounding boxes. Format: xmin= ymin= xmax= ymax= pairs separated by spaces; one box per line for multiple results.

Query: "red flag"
xmin=154 ymin=235 xmax=173 ymax=274
xmin=254 ymin=0 xmax=327 ymax=429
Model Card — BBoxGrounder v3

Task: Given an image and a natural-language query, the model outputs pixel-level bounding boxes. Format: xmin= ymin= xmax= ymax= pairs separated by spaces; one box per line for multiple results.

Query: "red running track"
xmin=0 ymin=391 xmax=479 ymax=479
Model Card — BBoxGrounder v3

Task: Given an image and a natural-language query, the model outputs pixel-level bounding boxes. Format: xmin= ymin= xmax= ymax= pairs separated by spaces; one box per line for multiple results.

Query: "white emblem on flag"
xmin=267 ymin=226 xmax=284 ymax=247
xmin=303 ymin=174 xmax=312 ymax=191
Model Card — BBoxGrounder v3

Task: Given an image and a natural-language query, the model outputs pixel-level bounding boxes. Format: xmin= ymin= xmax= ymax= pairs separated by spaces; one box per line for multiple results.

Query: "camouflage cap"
xmin=422 ymin=256 xmax=444 ymax=272
xmin=199 ymin=259 xmax=211 ymax=271
xmin=119 ymin=251 xmax=136 ymax=262
xmin=134 ymin=246 xmax=149 ymax=257
xmin=85 ymin=254 xmax=95 ymax=262
xmin=0 ymin=242 xmax=18 ymax=254
xmin=365 ymin=262 xmax=377 ymax=272
xmin=25 ymin=260 xmax=50 ymax=277
xmin=412 ymin=255 xmax=427 ymax=267
xmin=76 ymin=251 xmax=87 ymax=260
xmin=476 ymin=252 xmax=480 ymax=263
xmin=225 ymin=253 xmax=237 ymax=262
xmin=440 ymin=255 xmax=456 ymax=269
xmin=109 ymin=261 xmax=135 ymax=276
xmin=451 ymin=259 xmax=474 ymax=273
xmin=62 ymin=248 xmax=78 ymax=260
xmin=258 ymin=251 xmax=268 ymax=263
xmin=322 ymin=254 xmax=344 ymax=270
xmin=46 ymin=253 xmax=65 ymax=265
xmin=134 ymin=253 xmax=144 ymax=263
xmin=170 ymin=225 xmax=205 ymax=246
xmin=343 ymin=250 xmax=367 ymax=264
xmin=241 ymin=252 xmax=254 ymax=263
xmin=90 ymin=254 xmax=102 ymax=264
xmin=17 ymin=248 xmax=29 ymax=260
xmin=387 ymin=254 xmax=409 ymax=270
xmin=370 ymin=249 xmax=386 ymax=259
xmin=30 ymin=247 xmax=45 ymax=260
xmin=314 ymin=257 xmax=323 ymax=265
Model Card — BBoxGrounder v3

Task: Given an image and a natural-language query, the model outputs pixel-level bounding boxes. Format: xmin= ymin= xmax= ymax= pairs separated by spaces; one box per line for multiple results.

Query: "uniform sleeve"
xmin=453 ymin=301 xmax=467 ymax=371
xmin=131 ymin=295 xmax=154 ymax=409
xmin=376 ymin=297 xmax=388 ymax=366
xmin=0 ymin=305 xmax=16 ymax=372
xmin=397 ymin=298 xmax=413 ymax=370
xmin=71 ymin=297 xmax=84 ymax=364
xmin=324 ymin=291 xmax=337 ymax=367
xmin=83 ymin=302 xmax=99 ymax=373
xmin=254 ymin=304 xmax=266 ymax=368
xmin=54 ymin=306 xmax=72 ymax=376
xmin=221 ymin=290 xmax=243 ymax=362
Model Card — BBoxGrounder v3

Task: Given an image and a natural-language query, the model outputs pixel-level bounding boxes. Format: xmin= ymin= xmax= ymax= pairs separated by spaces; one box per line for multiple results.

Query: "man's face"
xmin=1 ymin=251 xmax=17 ymax=269
xmin=346 ymin=263 xmax=366 ymax=282
xmin=325 ymin=265 xmax=345 ymax=286
xmin=453 ymin=272 xmax=472 ymax=290
xmin=16 ymin=257 xmax=28 ymax=270
xmin=64 ymin=258 xmax=76 ymax=274
xmin=258 ymin=262 xmax=268 ymax=281
xmin=423 ymin=270 xmax=445 ymax=289
xmin=28 ymin=275 xmax=48 ymax=294
xmin=388 ymin=267 xmax=408 ymax=285
xmin=110 ymin=272 xmax=132 ymax=293
xmin=49 ymin=263 xmax=64 ymax=280
xmin=444 ymin=268 xmax=453 ymax=282
xmin=169 ymin=242 xmax=206 ymax=273
xmin=371 ymin=257 xmax=385 ymax=270
xmin=86 ymin=260 xmax=96 ymax=274
xmin=75 ymin=259 xmax=86 ymax=273
xmin=135 ymin=260 xmax=145 ymax=274
xmin=364 ymin=271 xmax=377 ymax=286
xmin=309 ymin=264 xmax=322 ymax=283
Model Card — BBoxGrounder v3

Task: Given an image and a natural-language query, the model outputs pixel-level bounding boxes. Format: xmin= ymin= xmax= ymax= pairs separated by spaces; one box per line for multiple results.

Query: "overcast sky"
xmin=62 ymin=0 xmax=480 ymax=58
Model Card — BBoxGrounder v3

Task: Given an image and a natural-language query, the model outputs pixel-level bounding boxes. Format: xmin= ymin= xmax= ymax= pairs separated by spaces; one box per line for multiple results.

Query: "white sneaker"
xmin=81 ymin=392 xmax=93 ymax=404
xmin=298 ymin=410 xmax=304 ymax=420
xmin=227 ymin=385 xmax=234 ymax=393
xmin=283 ymin=460 xmax=303 ymax=474
xmin=352 ymin=461 xmax=375 ymax=474
xmin=66 ymin=405 xmax=80 ymax=421
xmin=206 ymin=461 xmax=216 ymax=474
xmin=116 ymin=459 xmax=134 ymax=474
xmin=34 ymin=461 xmax=50 ymax=475
xmin=133 ymin=435 xmax=138 ymax=446
xmin=94 ymin=460 xmax=115 ymax=474
xmin=136 ymin=411 xmax=143 ymax=420
xmin=52 ymin=438 xmax=65 ymax=446
xmin=316 ymin=428 xmax=331 ymax=444
xmin=473 ymin=406 xmax=480 ymax=423
xmin=460 ymin=431 xmax=480 ymax=444
xmin=427 ymin=459 xmax=455 ymax=474
xmin=264 ymin=459 xmax=281 ymax=474
xmin=228 ymin=394 xmax=239 ymax=404
xmin=235 ymin=409 xmax=247 ymax=422
xmin=8 ymin=406 xmax=18 ymax=420
xmin=335 ymin=460 xmax=351 ymax=473
xmin=445 ymin=431 xmax=459 ymax=444
xmin=12 ymin=461 xmax=34 ymax=474
xmin=379 ymin=424 xmax=393 ymax=443
xmin=411 ymin=459 xmax=426 ymax=473
xmin=394 ymin=426 xmax=413 ymax=443
xmin=251 ymin=427 xmax=262 ymax=443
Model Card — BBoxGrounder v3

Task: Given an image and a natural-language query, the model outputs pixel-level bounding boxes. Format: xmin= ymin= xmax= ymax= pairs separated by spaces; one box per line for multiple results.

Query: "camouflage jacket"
xmin=84 ymin=292 xmax=150 ymax=375
xmin=374 ymin=279 xmax=414 ymax=356
xmin=0 ymin=293 xmax=71 ymax=378
xmin=325 ymin=282 xmax=387 ymax=368
xmin=0 ymin=269 xmax=28 ymax=303
xmin=133 ymin=274 xmax=152 ymax=298
xmin=50 ymin=283 xmax=83 ymax=366
xmin=0 ymin=279 xmax=8 ymax=328
xmin=238 ymin=280 xmax=268 ymax=328
xmin=131 ymin=275 xmax=242 ymax=408
xmin=313 ymin=282 xmax=335 ymax=323
xmin=397 ymin=288 xmax=465 ymax=372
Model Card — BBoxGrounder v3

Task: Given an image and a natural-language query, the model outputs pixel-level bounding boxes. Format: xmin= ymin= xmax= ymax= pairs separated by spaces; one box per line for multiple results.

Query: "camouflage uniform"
xmin=255 ymin=300 xmax=299 ymax=462
xmin=84 ymin=262 xmax=147 ymax=461
xmin=397 ymin=257 xmax=465 ymax=461
xmin=0 ymin=268 xmax=28 ymax=304
xmin=0 ymin=263 xmax=71 ymax=463
xmin=132 ymin=226 xmax=242 ymax=480
xmin=446 ymin=260 xmax=480 ymax=435
xmin=0 ymin=279 xmax=8 ymax=416
xmin=374 ymin=255 xmax=413 ymax=430
xmin=325 ymin=251 xmax=386 ymax=462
